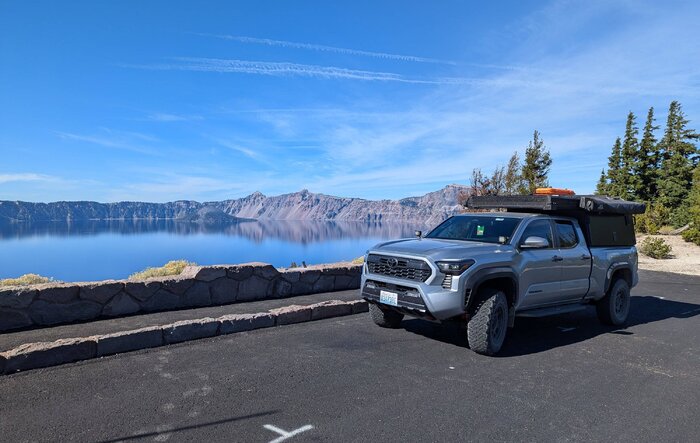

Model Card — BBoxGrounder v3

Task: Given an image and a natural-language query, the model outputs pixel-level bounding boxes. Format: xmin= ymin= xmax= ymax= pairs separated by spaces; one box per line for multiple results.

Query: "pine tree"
xmin=657 ymin=101 xmax=700 ymax=214
xmin=504 ymin=151 xmax=522 ymax=195
xmin=635 ymin=107 xmax=659 ymax=201
xmin=681 ymin=165 xmax=700 ymax=245
xmin=595 ymin=169 xmax=608 ymax=195
xmin=520 ymin=130 xmax=552 ymax=194
xmin=618 ymin=111 xmax=639 ymax=200
xmin=606 ymin=137 xmax=623 ymax=197
xmin=470 ymin=166 xmax=507 ymax=196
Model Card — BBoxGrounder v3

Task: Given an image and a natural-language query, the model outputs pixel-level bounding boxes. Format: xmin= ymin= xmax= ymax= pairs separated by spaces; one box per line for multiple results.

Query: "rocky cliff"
xmin=0 ymin=184 xmax=468 ymax=225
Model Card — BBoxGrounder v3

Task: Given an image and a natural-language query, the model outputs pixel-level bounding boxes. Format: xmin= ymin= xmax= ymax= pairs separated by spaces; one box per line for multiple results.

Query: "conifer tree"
xmin=504 ymin=151 xmax=522 ymax=195
xmin=595 ymin=169 xmax=608 ymax=195
xmin=619 ymin=111 xmax=639 ymax=200
xmin=681 ymin=165 xmax=700 ymax=244
xmin=520 ymin=130 xmax=552 ymax=194
xmin=606 ymin=137 xmax=623 ymax=197
xmin=635 ymin=107 xmax=659 ymax=201
xmin=657 ymin=101 xmax=700 ymax=213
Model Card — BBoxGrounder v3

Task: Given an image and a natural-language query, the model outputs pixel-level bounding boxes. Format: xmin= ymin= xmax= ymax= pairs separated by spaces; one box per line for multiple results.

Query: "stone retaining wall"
xmin=0 ymin=262 xmax=362 ymax=332
xmin=0 ymin=300 xmax=369 ymax=374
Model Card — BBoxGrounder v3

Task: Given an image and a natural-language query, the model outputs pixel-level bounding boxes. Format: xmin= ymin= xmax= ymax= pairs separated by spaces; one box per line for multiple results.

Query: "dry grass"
xmin=0 ymin=273 xmax=55 ymax=287
xmin=129 ymin=260 xmax=195 ymax=280
xmin=658 ymin=225 xmax=676 ymax=235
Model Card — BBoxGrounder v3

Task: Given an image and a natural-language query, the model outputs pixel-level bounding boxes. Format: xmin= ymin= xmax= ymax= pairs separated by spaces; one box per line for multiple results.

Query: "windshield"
xmin=426 ymin=215 xmax=521 ymax=244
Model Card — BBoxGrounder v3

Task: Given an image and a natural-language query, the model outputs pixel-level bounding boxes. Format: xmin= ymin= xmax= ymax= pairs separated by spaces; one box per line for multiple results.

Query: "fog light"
xmin=404 ymin=290 xmax=420 ymax=299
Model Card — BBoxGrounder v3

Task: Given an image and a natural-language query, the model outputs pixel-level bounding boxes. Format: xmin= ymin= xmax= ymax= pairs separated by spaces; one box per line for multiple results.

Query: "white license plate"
xmin=379 ymin=290 xmax=399 ymax=307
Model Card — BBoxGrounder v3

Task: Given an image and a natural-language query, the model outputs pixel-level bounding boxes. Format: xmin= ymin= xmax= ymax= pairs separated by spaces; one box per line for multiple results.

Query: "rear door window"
xmin=555 ymin=221 xmax=578 ymax=248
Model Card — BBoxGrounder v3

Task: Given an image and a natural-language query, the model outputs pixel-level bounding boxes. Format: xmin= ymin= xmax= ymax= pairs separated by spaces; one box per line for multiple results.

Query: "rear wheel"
xmin=369 ymin=303 xmax=404 ymax=328
xmin=467 ymin=288 xmax=509 ymax=355
xmin=596 ymin=278 xmax=631 ymax=326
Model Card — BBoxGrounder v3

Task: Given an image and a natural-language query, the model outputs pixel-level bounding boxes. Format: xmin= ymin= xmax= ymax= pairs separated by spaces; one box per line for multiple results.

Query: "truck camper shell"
xmin=465 ymin=195 xmax=646 ymax=247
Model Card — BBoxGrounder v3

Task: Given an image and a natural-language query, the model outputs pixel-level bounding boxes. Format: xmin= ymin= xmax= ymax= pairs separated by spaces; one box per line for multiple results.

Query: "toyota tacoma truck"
xmin=361 ymin=194 xmax=645 ymax=355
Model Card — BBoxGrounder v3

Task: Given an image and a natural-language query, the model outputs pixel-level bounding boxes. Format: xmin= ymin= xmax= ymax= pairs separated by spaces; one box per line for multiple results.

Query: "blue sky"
xmin=1 ymin=0 xmax=698 ymax=202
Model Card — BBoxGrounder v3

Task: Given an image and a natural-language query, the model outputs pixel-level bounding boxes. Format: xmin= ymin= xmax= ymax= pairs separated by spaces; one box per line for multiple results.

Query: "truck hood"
xmin=370 ymin=238 xmax=509 ymax=260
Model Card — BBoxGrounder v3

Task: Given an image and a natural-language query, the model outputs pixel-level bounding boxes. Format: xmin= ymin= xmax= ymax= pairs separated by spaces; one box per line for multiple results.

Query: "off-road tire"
xmin=467 ymin=288 xmax=509 ymax=355
xmin=596 ymin=278 xmax=631 ymax=326
xmin=369 ymin=303 xmax=404 ymax=328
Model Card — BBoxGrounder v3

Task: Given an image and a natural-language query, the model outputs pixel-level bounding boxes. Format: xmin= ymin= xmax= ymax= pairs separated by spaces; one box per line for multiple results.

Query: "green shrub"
xmin=669 ymin=203 xmax=691 ymax=228
xmin=635 ymin=202 xmax=669 ymax=234
xmin=682 ymin=227 xmax=700 ymax=245
xmin=0 ymin=274 xmax=55 ymax=287
xmin=639 ymin=237 xmax=673 ymax=259
xmin=129 ymin=260 xmax=195 ymax=280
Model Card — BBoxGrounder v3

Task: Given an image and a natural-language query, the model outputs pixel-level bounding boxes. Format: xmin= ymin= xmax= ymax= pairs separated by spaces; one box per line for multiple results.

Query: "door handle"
xmin=580 ymin=254 xmax=591 ymax=260
xmin=552 ymin=255 xmax=564 ymax=262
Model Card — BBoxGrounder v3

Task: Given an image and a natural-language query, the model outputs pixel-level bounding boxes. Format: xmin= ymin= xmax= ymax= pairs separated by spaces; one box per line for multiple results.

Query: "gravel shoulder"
xmin=637 ymin=234 xmax=700 ymax=276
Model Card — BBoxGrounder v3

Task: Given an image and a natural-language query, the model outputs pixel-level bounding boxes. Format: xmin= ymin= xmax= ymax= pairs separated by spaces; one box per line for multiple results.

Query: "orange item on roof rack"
xmin=534 ymin=187 xmax=575 ymax=196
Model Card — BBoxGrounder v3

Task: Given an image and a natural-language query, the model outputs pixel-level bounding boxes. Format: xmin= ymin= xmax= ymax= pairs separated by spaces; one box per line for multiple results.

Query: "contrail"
xmin=197 ymin=33 xmax=457 ymax=65
xmin=124 ymin=57 xmax=441 ymax=84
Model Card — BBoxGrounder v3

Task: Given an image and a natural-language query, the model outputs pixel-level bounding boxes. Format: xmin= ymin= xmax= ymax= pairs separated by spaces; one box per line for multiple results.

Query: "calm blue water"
xmin=0 ymin=220 xmax=422 ymax=282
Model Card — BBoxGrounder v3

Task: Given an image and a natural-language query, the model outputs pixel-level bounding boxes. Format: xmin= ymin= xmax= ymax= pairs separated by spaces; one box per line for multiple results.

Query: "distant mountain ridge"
xmin=0 ymin=184 xmax=469 ymax=225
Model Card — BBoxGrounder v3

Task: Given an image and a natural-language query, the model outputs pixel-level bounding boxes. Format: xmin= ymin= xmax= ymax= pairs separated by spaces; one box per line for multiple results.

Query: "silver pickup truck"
xmin=361 ymin=195 xmax=645 ymax=355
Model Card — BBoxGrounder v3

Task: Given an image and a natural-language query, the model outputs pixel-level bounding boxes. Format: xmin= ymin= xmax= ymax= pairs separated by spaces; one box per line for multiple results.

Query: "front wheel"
xmin=596 ymin=278 xmax=631 ymax=326
xmin=369 ymin=303 xmax=404 ymax=328
xmin=467 ymin=289 xmax=509 ymax=355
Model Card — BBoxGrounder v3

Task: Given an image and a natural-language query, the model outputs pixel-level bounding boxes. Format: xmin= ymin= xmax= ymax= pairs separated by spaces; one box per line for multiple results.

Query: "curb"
xmin=0 ymin=299 xmax=368 ymax=375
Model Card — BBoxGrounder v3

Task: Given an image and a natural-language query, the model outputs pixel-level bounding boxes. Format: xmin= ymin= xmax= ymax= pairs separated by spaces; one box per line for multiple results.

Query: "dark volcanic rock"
xmin=210 ymin=278 xmax=238 ymax=304
xmin=29 ymin=300 xmax=102 ymax=325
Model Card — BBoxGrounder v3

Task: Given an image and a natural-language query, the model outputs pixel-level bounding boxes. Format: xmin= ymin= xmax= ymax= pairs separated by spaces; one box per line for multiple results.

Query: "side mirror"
xmin=415 ymin=230 xmax=422 ymax=238
xmin=520 ymin=236 xmax=549 ymax=249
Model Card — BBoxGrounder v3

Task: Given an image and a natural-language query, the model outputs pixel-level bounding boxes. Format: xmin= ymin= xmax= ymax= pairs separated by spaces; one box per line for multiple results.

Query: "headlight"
xmin=436 ymin=259 xmax=475 ymax=275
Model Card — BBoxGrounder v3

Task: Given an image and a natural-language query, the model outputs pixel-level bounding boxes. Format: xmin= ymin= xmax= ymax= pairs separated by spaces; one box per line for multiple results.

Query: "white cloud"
xmin=213 ymin=138 xmax=262 ymax=161
xmin=56 ymin=130 xmax=161 ymax=155
xmin=29 ymin=0 xmax=699 ymax=201
xmin=0 ymin=173 xmax=57 ymax=184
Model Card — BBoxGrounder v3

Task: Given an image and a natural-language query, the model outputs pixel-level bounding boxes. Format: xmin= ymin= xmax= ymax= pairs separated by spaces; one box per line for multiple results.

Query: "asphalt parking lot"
xmin=1 ymin=270 xmax=698 ymax=442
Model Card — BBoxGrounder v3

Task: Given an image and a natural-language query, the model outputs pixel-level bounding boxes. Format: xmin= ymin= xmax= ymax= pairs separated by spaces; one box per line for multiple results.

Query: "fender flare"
xmin=604 ymin=262 xmax=632 ymax=293
xmin=465 ymin=267 xmax=519 ymax=311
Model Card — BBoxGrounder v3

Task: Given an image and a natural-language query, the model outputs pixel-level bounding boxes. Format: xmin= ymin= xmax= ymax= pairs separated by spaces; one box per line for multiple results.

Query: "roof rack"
xmin=465 ymin=195 xmax=646 ymax=215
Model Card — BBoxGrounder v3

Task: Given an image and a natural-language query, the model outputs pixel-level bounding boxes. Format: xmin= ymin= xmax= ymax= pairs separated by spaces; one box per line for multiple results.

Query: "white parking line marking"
xmin=264 ymin=424 xmax=314 ymax=443
xmin=558 ymin=327 xmax=576 ymax=332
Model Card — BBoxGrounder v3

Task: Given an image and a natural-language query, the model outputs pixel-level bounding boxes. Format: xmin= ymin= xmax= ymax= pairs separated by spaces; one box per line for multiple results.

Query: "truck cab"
xmin=362 ymin=194 xmax=644 ymax=355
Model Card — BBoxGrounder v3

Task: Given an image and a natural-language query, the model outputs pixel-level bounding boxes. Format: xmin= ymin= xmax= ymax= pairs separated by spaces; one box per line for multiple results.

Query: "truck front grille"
xmin=366 ymin=254 xmax=432 ymax=282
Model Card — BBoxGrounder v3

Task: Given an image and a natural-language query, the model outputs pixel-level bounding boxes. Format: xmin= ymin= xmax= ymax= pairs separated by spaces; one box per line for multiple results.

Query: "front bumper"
xmin=361 ymin=272 xmax=467 ymax=321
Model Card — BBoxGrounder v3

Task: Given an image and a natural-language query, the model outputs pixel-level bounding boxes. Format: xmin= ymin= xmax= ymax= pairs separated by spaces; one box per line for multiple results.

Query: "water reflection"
xmin=0 ymin=219 xmax=425 ymax=243
xmin=0 ymin=219 xmax=432 ymax=281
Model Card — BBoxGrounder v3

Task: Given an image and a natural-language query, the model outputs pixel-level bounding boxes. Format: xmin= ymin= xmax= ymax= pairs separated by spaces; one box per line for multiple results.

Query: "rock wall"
xmin=0 ymin=262 xmax=361 ymax=333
